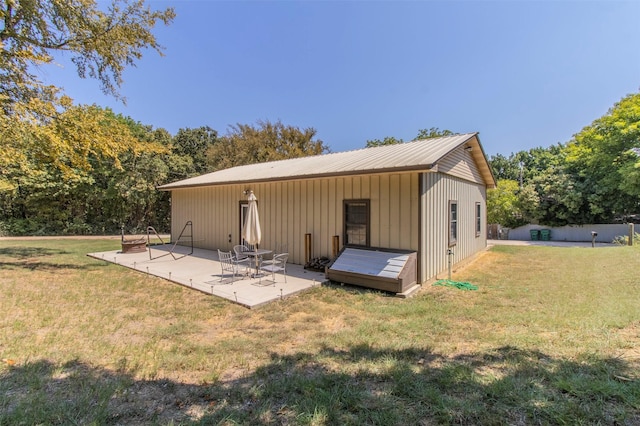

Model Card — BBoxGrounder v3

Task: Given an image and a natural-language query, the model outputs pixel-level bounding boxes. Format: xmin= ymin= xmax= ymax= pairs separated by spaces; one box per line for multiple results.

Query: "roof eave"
xmin=157 ymin=164 xmax=437 ymax=191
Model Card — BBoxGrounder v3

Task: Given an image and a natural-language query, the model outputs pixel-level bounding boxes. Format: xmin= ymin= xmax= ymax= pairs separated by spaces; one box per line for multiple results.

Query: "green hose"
xmin=433 ymin=279 xmax=478 ymax=291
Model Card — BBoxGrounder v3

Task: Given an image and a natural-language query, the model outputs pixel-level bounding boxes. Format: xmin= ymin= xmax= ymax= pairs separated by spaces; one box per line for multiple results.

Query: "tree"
xmin=489 ymin=145 xmax=566 ymax=185
xmin=564 ymin=92 xmax=640 ymax=221
xmin=365 ymin=136 xmax=403 ymax=148
xmin=487 ymin=179 xmax=528 ymax=228
xmin=0 ymin=0 xmax=175 ymax=106
xmin=207 ymin=120 xmax=329 ymax=170
xmin=489 ymin=153 xmax=522 ymax=182
xmin=172 ymin=126 xmax=218 ymax=175
xmin=414 ymin=127 xmax=454 ymax=139
xmin=365 ymin=127 xmax=456 ymax=148
xmin=518 ymin=166 xmax=607 ymax=227
xmin=0 ymin=0 xmax=175 ymax=173
xmin=0 ymin=106 xmax=175 ymax=235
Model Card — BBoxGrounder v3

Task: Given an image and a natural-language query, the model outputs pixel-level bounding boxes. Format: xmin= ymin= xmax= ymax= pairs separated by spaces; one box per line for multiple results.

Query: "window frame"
xmin=475 ymin=202 xmax=482 ymax=237
xmin=343 ymin=199 xmax=370 ymax=247
xmin=449 ymin=200 xmax=458 ymax=247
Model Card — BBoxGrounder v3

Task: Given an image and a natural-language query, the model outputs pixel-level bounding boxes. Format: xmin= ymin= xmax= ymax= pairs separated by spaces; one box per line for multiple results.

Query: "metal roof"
xmin=159 ymin=132 xmax=496 ymax=190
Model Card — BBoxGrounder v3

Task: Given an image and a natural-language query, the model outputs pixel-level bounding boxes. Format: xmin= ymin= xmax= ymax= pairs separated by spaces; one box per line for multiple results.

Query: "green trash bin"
xmin=530 ymin=229 xmax=540 ymax=241
xmin=540 ymin=229 xmax=551 ymax=241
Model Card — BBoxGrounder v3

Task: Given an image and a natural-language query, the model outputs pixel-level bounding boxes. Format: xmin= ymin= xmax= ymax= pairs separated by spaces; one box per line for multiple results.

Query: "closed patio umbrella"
xmin=242 ymin=191 xmax=261 ymax=247
xmin=242 ymin=191 xmax=262 ymax=275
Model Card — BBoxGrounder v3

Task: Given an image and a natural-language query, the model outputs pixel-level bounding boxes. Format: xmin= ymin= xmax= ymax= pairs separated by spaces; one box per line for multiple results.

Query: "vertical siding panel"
xmin=291 ymin=181 xmax=299 ymax=263
xmin=275 ymin=182 xmax=283 ymax=249
xmin=207 ymin=187 xmax=213 ymax=249
xmin=221 ymin=186 xmax=226 ymax=249
xmin=353 ymin=176 xmax=361 ymax=199
xmin=410 ymin=174 xmax=419 ymax=251
xmin=312 ymin=179 xmax=321 ymax=259
xmin=399 ymin=173 xmax=411 ymax=250
xmin=335 ymin=178 xmax=344 ymax=251
xmin=327 ymin=178 xmax=337 ymax=252
xmin=298 ymin=180 xmax=307 ymax=265
xmin=320 ymin=179 xmax=328 ymax=257
xmin=379 ymin=175 xmax=390 ymax=248
xmin=370 ymin=175 xmax=380 ymax=248
xmin=389 ymin=174 xmax=400 ymax=249
xmin=361 ymin=175 xmax=370 ymax=199
xmin=286 ymin=181 xmax=294 ymax=254
xmin=344 ymin=176 xmax=353 ymax=200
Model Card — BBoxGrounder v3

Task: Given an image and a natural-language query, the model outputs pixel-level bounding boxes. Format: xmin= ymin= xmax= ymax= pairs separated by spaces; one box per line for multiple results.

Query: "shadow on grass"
xmin=0 ymin=246 xmax=69 ymax=259
xmin=0 ymin=246 xmax=109 ymax=271
xmin=1 ymin=346 xmax=638 ymax=425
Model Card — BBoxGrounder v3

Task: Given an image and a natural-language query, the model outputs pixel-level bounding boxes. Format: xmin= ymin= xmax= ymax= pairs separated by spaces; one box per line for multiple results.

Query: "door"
xmin=239 ymin=201 xmax=248 ymax=245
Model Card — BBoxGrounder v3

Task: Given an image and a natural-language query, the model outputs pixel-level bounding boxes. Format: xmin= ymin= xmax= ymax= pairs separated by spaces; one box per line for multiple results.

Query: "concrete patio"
xmin=87 ymin=244 xmax=328 ymax=309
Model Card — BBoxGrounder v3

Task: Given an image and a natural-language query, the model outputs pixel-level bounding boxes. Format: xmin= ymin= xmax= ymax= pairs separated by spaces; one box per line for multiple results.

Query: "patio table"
xmin=245 ymin=249 xmax=272 ymax=277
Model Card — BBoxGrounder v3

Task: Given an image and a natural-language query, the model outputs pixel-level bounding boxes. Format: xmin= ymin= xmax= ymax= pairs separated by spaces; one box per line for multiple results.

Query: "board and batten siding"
xmin=419 ymin=172 xmax=487 ymax=283
xmin=170 ymin=173 xmax=420 ymax=266
xmin=437 ymin=144 xmax=485 ymax=185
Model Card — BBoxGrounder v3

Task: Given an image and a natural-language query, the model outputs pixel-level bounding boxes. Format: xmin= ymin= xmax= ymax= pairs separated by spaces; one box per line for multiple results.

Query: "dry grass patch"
xmin=1 ymin=239 xmax=639 ymax=424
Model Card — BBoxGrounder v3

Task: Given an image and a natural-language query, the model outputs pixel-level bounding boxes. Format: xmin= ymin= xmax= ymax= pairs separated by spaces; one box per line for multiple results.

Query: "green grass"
xmin=0 ymin=239 xmax=639 ymax=424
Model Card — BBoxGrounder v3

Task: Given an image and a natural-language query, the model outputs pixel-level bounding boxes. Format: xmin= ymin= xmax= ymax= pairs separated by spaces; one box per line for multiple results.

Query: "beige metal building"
xmin=159 ymin=133 xmax=496 ymax=285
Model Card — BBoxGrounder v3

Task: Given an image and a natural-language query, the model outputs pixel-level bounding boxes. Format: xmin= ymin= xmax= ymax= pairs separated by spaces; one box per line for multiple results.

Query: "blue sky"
xmin=45 ymin=0 xmax=639 ymax=157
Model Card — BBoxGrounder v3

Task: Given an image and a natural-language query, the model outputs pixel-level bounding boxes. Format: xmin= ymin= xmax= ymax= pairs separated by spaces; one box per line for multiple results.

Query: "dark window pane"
xmin=344 ymin=200 xmax=369 ymax=246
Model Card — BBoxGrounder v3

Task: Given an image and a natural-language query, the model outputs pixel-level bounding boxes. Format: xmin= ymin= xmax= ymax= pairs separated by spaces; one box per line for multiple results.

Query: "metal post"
xmin=629 ymin=223 xmax=634 ymax=246
xmin=447 ymin=249 xmax=453 ymax=280
xmin=305 ymin=233 xmax=312 ymax=264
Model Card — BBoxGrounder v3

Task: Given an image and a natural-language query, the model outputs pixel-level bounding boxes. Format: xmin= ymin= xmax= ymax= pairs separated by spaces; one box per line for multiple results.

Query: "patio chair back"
xmin=233 ymin=245 xmax=250 ymax=261
xmin=218 ymin=249 xmax=246 ymax=282
xmin=259 ymin=253 xmax=288 ymax=285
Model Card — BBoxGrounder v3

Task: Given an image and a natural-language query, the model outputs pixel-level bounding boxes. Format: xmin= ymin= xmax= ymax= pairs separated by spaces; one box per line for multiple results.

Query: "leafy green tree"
xmin=207 ymin=120 xmax=329 ymax=170
xmin=0 ymin=106 xmax=176 ymax=235
xmin=365 ymin=136 xmax=404 ymax=148
xmin=0 ymin=0 xmax=175 ymax=105
xmin=489 ymin=153 xmax=522 ymax=182
xmin=415 ymin=127 xmax=454 ymax=139
xmin=519 ymin=168 xmax=588 ymax=226
xmin=0 ymin=0 xmax=175 ymax=174
xmin=487 ymin=179 xmax=528 ymax=228
xmin=489 ymin=145 xmax=565 ymax=185
xmin=172 ymin=126 xmax=218 ymax=175
xmin=365 ymin=128 xmax=456 ymax=148
xmin=564 ymin=92 xmax=640 ymax=221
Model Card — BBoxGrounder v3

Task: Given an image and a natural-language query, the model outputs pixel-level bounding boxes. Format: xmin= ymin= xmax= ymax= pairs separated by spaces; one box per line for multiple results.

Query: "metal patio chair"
xmin=260 ymin=242 xmax=287 ymax=268
xmin=259 ymin=253 xmax=288 ymax=285
xmin=233 ymin=245 xmax=252 ymax=266
xmin=218 ymin=249 xmax=248 ymax=282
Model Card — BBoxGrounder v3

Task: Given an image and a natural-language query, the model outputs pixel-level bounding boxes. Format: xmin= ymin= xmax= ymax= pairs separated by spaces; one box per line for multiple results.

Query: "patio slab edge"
xmin=86 ymin=248 xmax=328 ymax=309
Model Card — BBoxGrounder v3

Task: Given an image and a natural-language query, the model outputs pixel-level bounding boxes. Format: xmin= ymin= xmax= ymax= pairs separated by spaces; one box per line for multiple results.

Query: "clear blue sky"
xmin=45 ymin=0 xmax=639 ymax=157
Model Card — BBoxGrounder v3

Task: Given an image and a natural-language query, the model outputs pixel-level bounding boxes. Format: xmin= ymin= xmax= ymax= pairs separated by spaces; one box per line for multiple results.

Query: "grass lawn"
xmin=0 ymin=239 xmax=639 ymax=425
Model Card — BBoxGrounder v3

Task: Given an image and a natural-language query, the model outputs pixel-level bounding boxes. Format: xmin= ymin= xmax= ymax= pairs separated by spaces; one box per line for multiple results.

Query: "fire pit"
xmin=121 ymin=238 xmax=147 ymax=253
xmin=121 ymin=226 xmax=147 ymax=253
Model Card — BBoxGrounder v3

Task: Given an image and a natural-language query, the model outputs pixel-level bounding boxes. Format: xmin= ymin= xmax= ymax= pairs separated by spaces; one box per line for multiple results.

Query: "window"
xmin=344 ymin=200 xmax=370 ymax=247
xmin=476 ymin=202 xmax=482 ymax=237
xmin=449 ymin=200 xmax=458 ymax=246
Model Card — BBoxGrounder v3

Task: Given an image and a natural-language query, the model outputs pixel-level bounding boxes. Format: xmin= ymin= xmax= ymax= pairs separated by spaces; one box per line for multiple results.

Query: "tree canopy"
xmin=0 ymin=0 xmax=175 ymax=174
xmin=365 ymin=127 xmax=455 ymax=148
xmin=208 ymin=120 xmax=329 ymax=170
xmin=0 ymin=0 xmax=175 ymax=106
xmin=488 ymin=92 xmax=640 ymax=227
